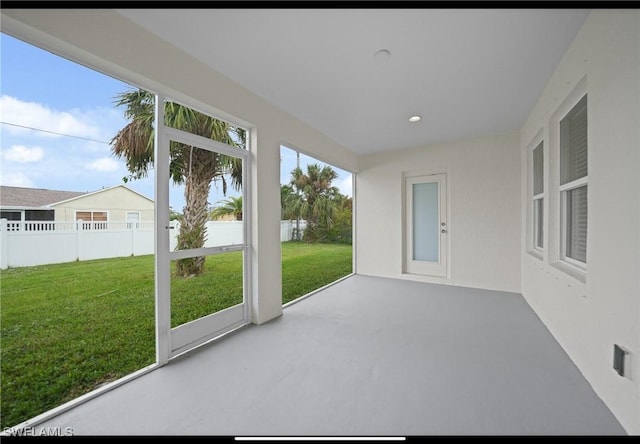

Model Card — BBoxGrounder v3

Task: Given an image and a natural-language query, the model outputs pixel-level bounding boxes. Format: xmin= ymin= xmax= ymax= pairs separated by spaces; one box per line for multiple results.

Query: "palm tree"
xmin=210 ymin=196 xmax=243 ymax=221
xmin=281 ymin=184 xmax=304 ymax=240
xmin=110 ymin=88 xmax=244 ymax=277
xmin=289 ymin=164 xmax=340 ymax=241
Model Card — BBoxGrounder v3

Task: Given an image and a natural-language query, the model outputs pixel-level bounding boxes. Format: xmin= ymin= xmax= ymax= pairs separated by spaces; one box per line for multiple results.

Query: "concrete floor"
xmin=34 ymin=275 xmax=625 ymax=436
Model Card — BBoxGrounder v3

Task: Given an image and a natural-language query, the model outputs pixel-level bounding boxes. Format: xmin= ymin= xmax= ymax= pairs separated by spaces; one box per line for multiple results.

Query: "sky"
xmin=0 ymin=33 xmax=351 ymax=214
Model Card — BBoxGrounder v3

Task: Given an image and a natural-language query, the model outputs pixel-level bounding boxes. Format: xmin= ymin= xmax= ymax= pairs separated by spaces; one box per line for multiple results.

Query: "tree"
xmin=210 ymin=196 xmax=243 ymax=221
xmin=289 ymin=164 xmax=340 ymax=242
xmin=281 ymin=184 xmax=303 ymax=241
xmin=110 ymin=88 xmax=244 ymax=276
xmin=169 ymin=207 xmax=183 ymax=222
xmin=323 ymin=194 xmax=353 ymax=244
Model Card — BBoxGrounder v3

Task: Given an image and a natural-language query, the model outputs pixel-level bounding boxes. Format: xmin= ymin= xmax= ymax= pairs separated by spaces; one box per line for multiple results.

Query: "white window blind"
xmin=532 ymin=141 xmax=544 ymax=250
xmin=560 ymin=95 xmax=587 ymax=185
xmin=559 ymin=94 xmax=588 ymax=265
xmin=534 ymin=198 xmax=543 ymax=249
xmin=533 ymin=142 xmax=544 ymax=195
xmin=566 ymin=185 xmax=587 ymax=263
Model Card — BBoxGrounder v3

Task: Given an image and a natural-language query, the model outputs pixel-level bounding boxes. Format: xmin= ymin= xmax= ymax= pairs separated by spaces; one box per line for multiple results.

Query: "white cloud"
xmin=2 ymin=144 xmax=44 ymax=163
xmin=338 ymin=175 xmax=352 ymax=197
xmin=0 ymin=95 xmax=103 ymax=140
xmin=0 ymin=171 xmax=34 ymax=187
xmin=85 ymin=157 xmax=120 ymax=172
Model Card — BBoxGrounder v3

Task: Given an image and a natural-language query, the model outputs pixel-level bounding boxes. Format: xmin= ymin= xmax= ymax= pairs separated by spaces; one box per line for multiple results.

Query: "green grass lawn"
xmin=281 ymin=242 xmax=353 ymax=305
xmin=0 ymin=241 xmax=351 ymax=429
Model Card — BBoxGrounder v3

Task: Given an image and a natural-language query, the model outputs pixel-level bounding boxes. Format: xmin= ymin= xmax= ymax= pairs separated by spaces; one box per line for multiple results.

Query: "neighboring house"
xmin=0 ymin=186 xmax=84 ymax=223
xmin=210 ymin=214 xmax=237 ymax=221
xmin=0 ymin=185 xmax=154 ymax=228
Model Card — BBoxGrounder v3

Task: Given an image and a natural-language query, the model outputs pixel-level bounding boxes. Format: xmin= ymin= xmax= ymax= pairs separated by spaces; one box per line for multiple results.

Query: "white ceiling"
xmin=117 ymin=9 xmax=590 ymax=155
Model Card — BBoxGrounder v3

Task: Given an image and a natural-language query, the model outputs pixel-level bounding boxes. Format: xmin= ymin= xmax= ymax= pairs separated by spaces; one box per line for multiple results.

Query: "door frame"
xmin=154 ymin=94 xmax=252 ymax=364
xmin=403 ymin=172 xmax=448 ymax=278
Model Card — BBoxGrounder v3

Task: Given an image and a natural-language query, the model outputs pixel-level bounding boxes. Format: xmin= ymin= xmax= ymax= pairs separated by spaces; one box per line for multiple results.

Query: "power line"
xmin=0 ymin=121 xmax=111 ymax=144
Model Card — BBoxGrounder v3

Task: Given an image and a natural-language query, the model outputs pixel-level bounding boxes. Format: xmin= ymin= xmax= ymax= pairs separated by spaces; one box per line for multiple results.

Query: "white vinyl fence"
xmin=0 ymin=219 xmax=306 ymax=269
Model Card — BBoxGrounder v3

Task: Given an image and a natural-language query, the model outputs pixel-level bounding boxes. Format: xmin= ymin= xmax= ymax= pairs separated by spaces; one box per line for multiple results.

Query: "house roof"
xmin=0 ymin=186 xmax=87 ymax=208
xmin=0 ymin=185 xmax=154 ymax=208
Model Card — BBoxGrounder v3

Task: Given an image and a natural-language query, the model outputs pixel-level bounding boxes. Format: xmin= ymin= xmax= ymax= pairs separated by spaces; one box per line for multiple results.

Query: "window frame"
xmin=74 ymin=210 xmax=109 ymax=230
xmin=531 ymin=141 xmax=545 ymax=253
xmin=558 ymin=93 xmax=588 ymax=270
xmin=559 ymin=179 xmax=588 ymax=269
xmin=526 ymin=131 xmax=545 ymax=258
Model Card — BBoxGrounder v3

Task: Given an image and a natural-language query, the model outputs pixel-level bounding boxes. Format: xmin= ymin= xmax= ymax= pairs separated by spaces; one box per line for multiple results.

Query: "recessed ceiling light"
xmin=408 ymin=115 xmax=422 ymax=123
xmin=374 ymin=49 xmax=391 ymax=62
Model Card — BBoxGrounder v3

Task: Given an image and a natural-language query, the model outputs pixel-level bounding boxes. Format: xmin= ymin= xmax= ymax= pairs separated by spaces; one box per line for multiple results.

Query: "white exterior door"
xmin=126 ymin=211 xmax=140 ymax=228
xmin=405 ymin=174 xmax=447 ymax=277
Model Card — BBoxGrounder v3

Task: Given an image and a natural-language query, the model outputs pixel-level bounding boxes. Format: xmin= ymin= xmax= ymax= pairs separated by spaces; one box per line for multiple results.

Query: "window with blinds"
xmin=75 ymin=211 xmax=108 ymax=230
xmin=559 ymin=94 xmax=588 ymax=266
xmin=560 ymin=95 xmax=588 ymax=185
xmin=532 ymin=141 xmax=544 ymax=250
xmin=566 ymin=186 xmax=587 ymax=262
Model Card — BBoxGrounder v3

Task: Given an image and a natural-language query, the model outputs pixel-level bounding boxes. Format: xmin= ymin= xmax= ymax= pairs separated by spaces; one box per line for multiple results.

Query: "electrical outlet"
xmin=613 ymin=344 xmax=631 ymax=379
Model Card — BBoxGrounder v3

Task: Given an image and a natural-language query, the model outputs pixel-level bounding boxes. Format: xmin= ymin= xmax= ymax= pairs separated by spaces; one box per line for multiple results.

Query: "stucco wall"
xmin=356 ymin=132 xmax=521 ymax=293
xmin=519 ymin=10 xmax=640 ymax=434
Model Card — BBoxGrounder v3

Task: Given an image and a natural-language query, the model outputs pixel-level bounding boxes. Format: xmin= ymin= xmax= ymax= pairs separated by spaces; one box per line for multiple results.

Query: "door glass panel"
xmin=170 ymin=251 xmax=243 ymax=328
xmin=168 ymin=144 xmax=243 ymax=252
xmin=413 ymin=182 xmax=439 ymax=262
